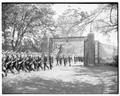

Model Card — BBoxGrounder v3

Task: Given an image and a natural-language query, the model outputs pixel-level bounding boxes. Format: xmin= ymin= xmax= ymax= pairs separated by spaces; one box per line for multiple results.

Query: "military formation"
xmin=2 ymin=51 xmax=84 ymax=77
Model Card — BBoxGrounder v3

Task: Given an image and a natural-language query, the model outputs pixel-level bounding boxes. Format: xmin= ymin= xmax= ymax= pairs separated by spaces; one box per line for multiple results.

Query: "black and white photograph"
xmin=2 ymin=2 xmax=118 ymax=94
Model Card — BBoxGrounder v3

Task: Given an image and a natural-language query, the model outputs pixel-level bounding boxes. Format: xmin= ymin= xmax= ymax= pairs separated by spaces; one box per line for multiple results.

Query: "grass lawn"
xmin=2 ymin=65 xmax=118 ymax=94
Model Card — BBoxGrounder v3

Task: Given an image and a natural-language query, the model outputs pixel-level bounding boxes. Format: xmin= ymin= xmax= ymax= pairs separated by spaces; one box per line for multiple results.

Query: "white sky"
xmin=52 ymin=4 xmax=118 ymax=47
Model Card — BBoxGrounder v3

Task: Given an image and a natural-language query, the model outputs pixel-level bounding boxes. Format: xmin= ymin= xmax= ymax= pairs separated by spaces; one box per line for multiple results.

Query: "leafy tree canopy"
xmin=2 ymin=4 xmax=55 ymax=52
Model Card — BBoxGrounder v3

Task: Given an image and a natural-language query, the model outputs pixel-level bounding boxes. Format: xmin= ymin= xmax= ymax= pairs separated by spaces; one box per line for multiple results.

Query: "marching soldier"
xmin=74 ymin=56 xmax=77 ymax=64
xmin=56 ymin=56 xmax=59 ymax=66
xmin=49 ymin=56 xmax=53 ymax=70
xmin=59 ymin=57 xmax=62 ymax=66
xmin=2 ymin=54 xmax=7 ymax=77
xmin=37 ymin=56 xmax=43 ymax=70
xmin=68 ymin=56 xmax=72 ymax=66
xmin=29 ymin=56 xmax=35 ymax=72
xmin=43 ymin=55 xmax=49 ymax=70
xmin=63 ymin=56 xmax=67 ymax=66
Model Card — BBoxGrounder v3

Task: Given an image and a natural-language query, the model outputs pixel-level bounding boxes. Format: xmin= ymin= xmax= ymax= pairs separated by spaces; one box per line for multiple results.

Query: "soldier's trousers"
xmin=37 ymin=63 xmax=43 ymax=70
xmin=49 ymin=63 xmax=52 ymax=69
xmin=44 ymin=63 xmax=49 ymax=70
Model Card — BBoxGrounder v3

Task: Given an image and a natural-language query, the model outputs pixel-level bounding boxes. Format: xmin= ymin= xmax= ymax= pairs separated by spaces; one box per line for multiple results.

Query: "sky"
xmin=52 ymin=4 xmax=98 ymax=20
xmin=52 ymin=4 xmax=117 ymax=47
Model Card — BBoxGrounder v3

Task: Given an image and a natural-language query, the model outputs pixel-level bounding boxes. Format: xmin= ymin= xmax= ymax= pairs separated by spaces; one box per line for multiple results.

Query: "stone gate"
xmin=41 ymin=33 xmax=95 ymax=66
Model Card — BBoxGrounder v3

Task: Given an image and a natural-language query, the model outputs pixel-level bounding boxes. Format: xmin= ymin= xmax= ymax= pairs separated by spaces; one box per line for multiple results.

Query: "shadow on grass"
xmin=2 ymin=66 xmax=118 ymax=94
xmin=3 ymin=76 xmax=103 ymax=94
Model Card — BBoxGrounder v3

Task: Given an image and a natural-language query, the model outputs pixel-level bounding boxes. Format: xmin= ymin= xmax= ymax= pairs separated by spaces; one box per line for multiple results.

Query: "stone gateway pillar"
xmin=84 ymin=33 xmax=95 ymax=66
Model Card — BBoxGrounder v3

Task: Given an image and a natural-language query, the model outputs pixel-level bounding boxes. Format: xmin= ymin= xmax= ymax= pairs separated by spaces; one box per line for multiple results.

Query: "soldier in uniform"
xmin=2 ymin=53 xmax=7 ymax=77
xmin=63 ymin=56 xmax=67 ymax=66
xmin=5 ymin=55 xmax=15 ymax=74
xmin=24 ymin=56 xmax=30 ymax=72
xmin=16 ymin=55 xmax=27 ymax=73
xmin=68 ymin=56 xmax=72 ymax=66
xmin=59 ymin=57 xmax=62 ymax=66
xmin=29 ymin=56 xmax=35 ymax=72
xmin=32 ymin=57 xmax=37 ymax=71
xmin=49 ymin=55 xmax=53 ymax=70
xmin=43 ymin=55 xmax=49 ymax=70
xmin=74 ymin=56 xmax=76 ymax=64
xmin=37 ymin=56 xmax=43 ymax=70
xmin=56 ymin=56 xmax=59 ymax=66
xmin=10 ymin=54 xmax=18 ymax=73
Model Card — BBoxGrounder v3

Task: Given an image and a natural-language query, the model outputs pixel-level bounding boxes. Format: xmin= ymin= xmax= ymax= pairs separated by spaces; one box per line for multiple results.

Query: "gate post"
xmin=84 ymin=33 xmax=95 ymax=66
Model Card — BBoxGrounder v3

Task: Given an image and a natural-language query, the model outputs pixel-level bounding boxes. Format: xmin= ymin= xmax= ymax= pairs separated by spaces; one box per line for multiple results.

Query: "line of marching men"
xmin=2 ymin=52 xmax=84 ymax=77
xmin=55 ymin=56 xmax=84 ymax=66
xmin=2 ymin=52 xmax=52 ymax=77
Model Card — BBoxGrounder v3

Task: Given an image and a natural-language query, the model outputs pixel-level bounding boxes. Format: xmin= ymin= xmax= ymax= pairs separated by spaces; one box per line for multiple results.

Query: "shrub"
xmin=113 ymin=55 xmax=118 ymax=67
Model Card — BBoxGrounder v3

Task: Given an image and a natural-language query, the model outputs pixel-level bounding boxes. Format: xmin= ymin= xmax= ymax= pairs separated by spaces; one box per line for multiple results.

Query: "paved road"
xmin=2 ymin=65 xmax=118 ymax=94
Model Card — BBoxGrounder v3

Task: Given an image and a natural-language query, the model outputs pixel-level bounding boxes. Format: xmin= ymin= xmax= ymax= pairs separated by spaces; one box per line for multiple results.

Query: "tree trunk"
xmin=11 ymin=26 xmax=16 ymax=51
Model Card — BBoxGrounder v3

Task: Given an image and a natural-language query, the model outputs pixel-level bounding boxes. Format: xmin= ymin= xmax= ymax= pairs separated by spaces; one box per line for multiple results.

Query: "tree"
xmin=2 ymin=4 xmax=15 ymax=50
xmin=93 ymin=4 xmax=117 ymax=34
xmin=65 ymin=4 xmax=118 ymax=35
xmin=2 ymin=4 xmax=55 ymax=52
xmin=56 ymin=8 xmax=89 ymax=37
